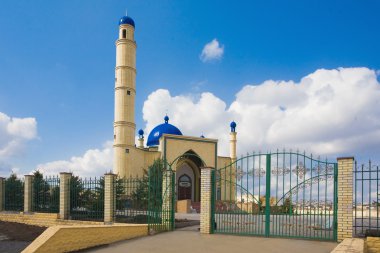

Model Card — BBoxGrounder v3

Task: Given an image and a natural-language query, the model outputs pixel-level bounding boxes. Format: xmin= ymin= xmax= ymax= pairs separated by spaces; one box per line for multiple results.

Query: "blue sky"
xmin=0 ymin=0 xmax=379 ymax=176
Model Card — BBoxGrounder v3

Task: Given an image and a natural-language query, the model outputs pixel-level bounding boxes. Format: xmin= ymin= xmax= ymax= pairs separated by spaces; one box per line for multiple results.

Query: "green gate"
xmin=212 ymin=151 xmax=337 ymax=241
xmin=147 ymin=159 xmax=175 ymax=233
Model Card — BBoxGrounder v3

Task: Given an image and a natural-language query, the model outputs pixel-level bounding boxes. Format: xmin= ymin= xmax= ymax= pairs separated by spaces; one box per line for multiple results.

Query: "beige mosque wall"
xmin=217 ymin=156 xmax=232 ymax=169
xmin=161 ymin=134 xmax=218 ymax=168
xmin=217 ymin=156 xmax=236 ymax=201
xmin=118 ymin=147 xmax=161 ymax=178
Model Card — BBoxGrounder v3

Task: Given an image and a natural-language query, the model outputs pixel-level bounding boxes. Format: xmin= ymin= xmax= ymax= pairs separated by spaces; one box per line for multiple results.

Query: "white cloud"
xmin=200 ymin=39 xmax=224 ymax=62
xmin=0 ymin=112 xmax=37 ymax=158
xmin=30 ymin=67 xmax=380 ymax=177
xmin=35 ymin=141 xmax=113 ymax=177
xmin=142 ymin=67 xmax=380 ymax=158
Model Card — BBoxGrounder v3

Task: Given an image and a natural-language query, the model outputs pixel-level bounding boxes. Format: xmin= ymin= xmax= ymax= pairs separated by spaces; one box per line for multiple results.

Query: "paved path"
xmin=83 ymin=226 xmax=337 ymax=253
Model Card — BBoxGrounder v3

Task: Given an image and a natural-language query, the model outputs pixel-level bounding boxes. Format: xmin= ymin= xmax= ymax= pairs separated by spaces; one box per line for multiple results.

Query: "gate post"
xmin=104 ymin=173 xmax=116 ymax=224
xmin=337 ymin=157 xmax=354 ymax=242
xmin=0 ymin=177 xmax=4 ymax=211
xmin=161 ymin=169 xmax=175 ymax=231
xmin=200 ymin=167 xmax=214 ymax=234
xmin=162 ymin=169 xmax=175 ymax=230
xmin=24 ymin=175 xmax=34 ymax=213
xmin=59 ymin=172 xmax=72 ymax=220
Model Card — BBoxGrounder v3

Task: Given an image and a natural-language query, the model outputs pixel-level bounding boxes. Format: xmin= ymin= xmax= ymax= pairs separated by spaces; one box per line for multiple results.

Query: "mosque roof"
xmin=119 ymin=16 xmax=135 ymax=27
xmin=147 ymin=116 xmax=183 ymax=146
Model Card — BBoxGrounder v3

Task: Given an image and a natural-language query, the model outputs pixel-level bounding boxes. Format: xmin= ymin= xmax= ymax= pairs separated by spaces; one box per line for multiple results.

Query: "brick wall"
xmin=337 ymin=157 xmax=354 ymax=242
xmin=200 ymin=168 xmax=212 ymax=234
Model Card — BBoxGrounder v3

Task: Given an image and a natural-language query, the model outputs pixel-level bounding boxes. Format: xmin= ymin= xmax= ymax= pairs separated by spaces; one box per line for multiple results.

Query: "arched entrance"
xmin=174 ymin=150 xmax=205 ymax=203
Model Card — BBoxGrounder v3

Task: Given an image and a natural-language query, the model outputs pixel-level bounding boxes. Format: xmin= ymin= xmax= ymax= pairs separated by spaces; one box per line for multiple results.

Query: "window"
xmin=114 ymin=134 xmax=116 ymax=140
xmin=125 ymin=148 xmax=129 ymax=153
xmin=127 ymin=90 xmax=131 ymax=95
xmin=122 ymin=29 xmax=126 ymax=38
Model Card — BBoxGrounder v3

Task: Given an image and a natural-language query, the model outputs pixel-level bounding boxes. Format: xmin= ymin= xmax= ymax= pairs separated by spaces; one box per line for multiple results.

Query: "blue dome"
xmin=230 ymin=121 xmax=237 ymax=132
xmin=138 ymin=129 xmax=144 ymax=136
xmin=147 ymin=117 xmax=182 ymax=146
xmin=119 ymin=16 xmax=135 ymax=27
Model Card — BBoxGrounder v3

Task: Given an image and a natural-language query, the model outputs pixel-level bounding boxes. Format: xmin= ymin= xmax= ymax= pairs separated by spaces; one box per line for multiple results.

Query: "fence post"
xmin=0 ymin=177 xmax=4 ymax=212
xmin=24 ymin=175 xmax=34 ymax=213
xmin=337 ymin=157 xmax=354 ymax=242
xmin=104 ymin=173 xmax=116 ymax=224
xmin=59 ymin=172 xmax=72 ymax=220
xmin=200 ymin=167 xmax=214 ymax=234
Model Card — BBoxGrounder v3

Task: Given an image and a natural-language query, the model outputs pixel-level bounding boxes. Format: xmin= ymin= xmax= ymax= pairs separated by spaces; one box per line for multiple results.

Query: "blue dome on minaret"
xmin=119 ymin=15 xmax=135 ymax=27
xmin=147 ymin=116 xmax=183 ymax=146
xmin=230 ymin=121 xmax=237 ymax=132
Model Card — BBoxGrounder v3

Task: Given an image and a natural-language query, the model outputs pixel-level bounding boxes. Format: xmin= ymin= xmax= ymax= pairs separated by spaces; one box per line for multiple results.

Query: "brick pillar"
xmin=59 ymin=172 xmax=72 ymax=220
xmin=24 ymin=175 xmax=34 ymax=213
xmin=0 ymin=177 xmax=4 ymax=212
xmin=104 ymin=173 xmax=116 ymax=224
xmin=337 ymin=157 xmax=354 ymax=242
xmin=200 ymin=167 xmax=214 ymax=234
xmin=162 ymin=169 xmax=174 ymax=230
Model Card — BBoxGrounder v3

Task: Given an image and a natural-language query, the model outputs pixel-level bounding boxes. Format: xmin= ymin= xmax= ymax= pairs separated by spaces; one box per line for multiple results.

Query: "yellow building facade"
xmin=113 ymin=15 xmax=236 ymax=204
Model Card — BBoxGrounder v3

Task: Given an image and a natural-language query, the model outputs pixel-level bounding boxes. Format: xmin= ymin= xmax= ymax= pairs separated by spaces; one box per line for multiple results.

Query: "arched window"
xmin=122 ymin=29 xmax=127 ymax=38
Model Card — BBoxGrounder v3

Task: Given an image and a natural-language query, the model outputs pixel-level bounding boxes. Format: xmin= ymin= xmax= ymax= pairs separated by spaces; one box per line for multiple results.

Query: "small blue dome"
xmin=138 ymin=129 xmax=144 ymax=136
xmin=230 ymin=121 xmax=237 ymax=132
xmin=119 ymin=16 xmax=135 ymax=27
xmin=147 ymin=116 xmax=182 ymax=146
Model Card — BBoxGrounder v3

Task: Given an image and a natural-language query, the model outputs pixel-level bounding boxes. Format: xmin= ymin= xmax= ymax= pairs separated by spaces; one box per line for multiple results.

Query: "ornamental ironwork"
xmin=292 ymin=162 xmax=309 ymax=179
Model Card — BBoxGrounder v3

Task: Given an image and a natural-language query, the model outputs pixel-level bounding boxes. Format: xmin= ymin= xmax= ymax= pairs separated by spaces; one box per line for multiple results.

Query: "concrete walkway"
xmin=83 ymin=226 xmax=337 ymax=253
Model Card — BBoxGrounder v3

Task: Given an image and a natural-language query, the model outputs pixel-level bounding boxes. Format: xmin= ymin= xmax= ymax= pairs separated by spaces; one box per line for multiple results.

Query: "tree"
xmin=115 ymin=159 xmax=166 ymax=221
xmin=69 ymin=175 xmax=104 ymax=220
xmin=70 ymin=175 xmax=84 ymax=211
xmin=283 ymin=197 xmax=294 ymax=214
xmin=4 ymin=173 xmax=24 ymax=211
xmin=32 ymin=171 xmax=60 ymax=212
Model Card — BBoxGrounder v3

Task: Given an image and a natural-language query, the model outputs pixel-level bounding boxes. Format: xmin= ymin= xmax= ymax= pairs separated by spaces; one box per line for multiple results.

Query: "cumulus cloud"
xmin=35 ymin=141 xmax=113 ymax=177
xmin=200 ymin=39 xmax=224 ymax=62
xmin=142 ymin=67 xmax=380 ymax=158
xmin=31 ymin=67 xmax=380 ymax=177
xmin=0 ymin=112 xmax=37 ymax=158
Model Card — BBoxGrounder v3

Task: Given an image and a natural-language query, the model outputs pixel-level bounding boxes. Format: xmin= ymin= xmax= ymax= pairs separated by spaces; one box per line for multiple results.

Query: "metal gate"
xmin=212 ymin=151 xmax=337 ymax=241
xmin=147 ymin=159 xmax=175 ymax=233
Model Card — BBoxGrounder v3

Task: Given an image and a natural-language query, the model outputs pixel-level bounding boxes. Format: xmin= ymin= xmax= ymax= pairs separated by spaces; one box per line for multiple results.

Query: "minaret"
xmin=138 ymin=129 xmax=144 ymax=148
xmin=230 ymin=121 xmax=237 ymax=163
xmin=114 ymin=15 xmax=136 ymax=177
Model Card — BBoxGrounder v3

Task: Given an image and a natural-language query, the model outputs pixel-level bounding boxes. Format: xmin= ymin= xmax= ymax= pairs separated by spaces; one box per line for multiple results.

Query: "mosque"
xmin=113 ymin=15 xmax=237 ymax=204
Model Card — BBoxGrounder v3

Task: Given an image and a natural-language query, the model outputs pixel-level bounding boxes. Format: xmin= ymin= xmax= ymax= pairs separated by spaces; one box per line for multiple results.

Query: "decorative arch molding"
xmin=161 ymin=134 xmax=218 ymax=169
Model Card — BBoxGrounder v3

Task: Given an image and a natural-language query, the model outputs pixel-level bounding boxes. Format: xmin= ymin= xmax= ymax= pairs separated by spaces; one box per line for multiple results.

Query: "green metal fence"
xmin=4 ymin=175 xmax=24 ymax=211
xmin=32 ymin=175 xmax=60 ymax=213
xmin=147 ymin=159 xmax=175 ymax=233
xmin=354 ymin=160 xmax=380 ymax=237
xmin=212 ymin=151 xmax=337 ymax=241
xmin=115 ymin=175 xmax=148 ymax=223
xmin=70 ymin=176 xmax=104 ymax=221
